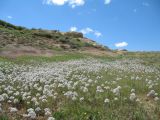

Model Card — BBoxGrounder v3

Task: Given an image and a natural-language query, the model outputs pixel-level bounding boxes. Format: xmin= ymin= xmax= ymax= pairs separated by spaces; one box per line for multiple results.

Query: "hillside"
xmin=0 ymin=20 xmax=111 ymax=57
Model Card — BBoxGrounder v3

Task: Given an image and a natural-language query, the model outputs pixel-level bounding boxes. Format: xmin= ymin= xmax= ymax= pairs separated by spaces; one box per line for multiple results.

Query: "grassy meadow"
xmin=0 ymin=52 xmax=160 ymax=120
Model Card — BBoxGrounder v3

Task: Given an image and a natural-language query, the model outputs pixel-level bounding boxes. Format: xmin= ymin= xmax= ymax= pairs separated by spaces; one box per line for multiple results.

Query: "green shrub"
xmin=33 ymin=32 xmax=53 ymax=38
xmin=0 ymin=20 xmax=26 ymax=30
xmin=65 ymin=32 xmax=83 ymax=38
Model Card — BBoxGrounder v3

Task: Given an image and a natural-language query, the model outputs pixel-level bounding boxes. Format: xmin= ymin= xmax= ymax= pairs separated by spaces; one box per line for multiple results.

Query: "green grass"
xmin=0 ymin=53 xmax=87 ymax=64
xmin=0 ymin=52 xmax=160 ymax=120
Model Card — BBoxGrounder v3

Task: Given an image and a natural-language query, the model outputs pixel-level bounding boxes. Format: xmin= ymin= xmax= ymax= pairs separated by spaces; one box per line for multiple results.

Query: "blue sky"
xmin=0 ymin=0 xmax=160 ymax=51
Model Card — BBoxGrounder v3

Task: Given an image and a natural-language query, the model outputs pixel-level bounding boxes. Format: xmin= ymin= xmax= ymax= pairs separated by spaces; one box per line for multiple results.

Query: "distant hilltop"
xmin=0 ymin=20 xmax=113 ymax=57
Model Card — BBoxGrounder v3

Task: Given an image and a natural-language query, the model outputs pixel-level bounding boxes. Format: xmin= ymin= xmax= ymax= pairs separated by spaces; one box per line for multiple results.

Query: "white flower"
xmin=136 ymin=98 xmax=140 ymax=102
xmin=96 ymin=86 xmax=104 ymax=93
xmin=112 ymin=86 xmax=121 ymax=96
xmin=2 ymin=93 xmax=8 ymax=99
xmin=155 ymin=93 xmax=158 ymax=96
xmin=23 ymin=114 xmax=29 ymax=118
xmin=80 ymin=97 xmax=84 ymax=101
xmin=28 ymin=111 xmax=36 ymax=119
xmin=147 ymin=90 xmax=155 ymax=97
xmin=9 ymin=96 xmax=14 ymax=100
xmin=35 ymin=101 xmax=39 ymax=106
xmin=9 ymin=107 xmax=18 ymax=113
xmin=131 ymin=89 xmax=135 ymax=93
xmin=64 ymin=91 xmax=78 ymax=100
xmin=114 ymin=97 xmax=118 ymax=101
xmin=13 ymin=99 xmax=18 ymax=104
xmin=0 ymin=95 xmax=4 ymax=102
xmin=44 ymin=108 xmax=52 ymax=116
xmin=27 ymin=108 xmax=34 ymax=113
xmin=104 ymin=86 xmax=110 ymax=90
xmin=154 ymin=97 xmax=159 ymax=101
xmin=104 ymin=98 xmax=110 ymax=103
xmin=44 ymin=108 xmax=50 ymax=112
xmin=31 ymin=97 xmax=37 ymax=102
xmin=48 ymin=117 xmax=55 ymax=120
xmin=83 ymin=87 xmax=88 ymax=92
xmin=45 ymin=111 xmax=51 ymax=116
xmin=35 ymin=107 xmax=41 ymax=112
xmin=7 ymin=100 xmax=12 ymax=103
xmin=129 ymin=93 xmax=136 ymax=101
xmin=42 ymin=99 xmax=47 ymax=103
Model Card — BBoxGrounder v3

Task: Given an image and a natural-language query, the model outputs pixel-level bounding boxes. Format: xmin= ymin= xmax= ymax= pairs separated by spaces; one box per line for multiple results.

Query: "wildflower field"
xmin=0 ymin=52 xmax=160 ymax=120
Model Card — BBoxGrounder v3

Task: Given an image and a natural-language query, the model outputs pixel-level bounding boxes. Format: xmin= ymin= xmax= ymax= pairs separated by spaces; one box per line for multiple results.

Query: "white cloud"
xmin=142 ymin=2 xmax=150 ymax=7
xmin=105 ymin=0 xmax=111 ymax=5
xmin=115 ymin=42 xmax=128 ymax=48
xmin=94 ymin=31 xmax=102 ymax=37
xmin=80 ymin=27 xmax=102 ymax=37
xmin=70 ymin=27 xmax=77 ymax=32
xmin=7 ymin=16 xmax=13 ymax=19
xmin=43 ymin=0 xmax=85 ymax=8
xmin=69 ymin=27 xmax=102 ymax=37
xmin=80 ymin=27 xmax=93 ymax=34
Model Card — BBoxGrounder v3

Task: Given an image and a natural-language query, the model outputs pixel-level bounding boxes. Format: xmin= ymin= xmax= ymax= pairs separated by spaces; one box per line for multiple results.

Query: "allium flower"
xmin=23 ymin=114 xmax=29 ymax=118
xmin=129 ymin=93 xmax=136 ymax=101
xmin=104 ymin=98 xmax=110 ymax=103
xmin=9 ymin=107 xmax=18 ymax=113
xmin=112 ymin=86 xmax=121 ymax=96
xmin=114 ymin=97 xmax=118 ymax=101
xmin=64 ymin=91 xmax=78 ymax=100
xmin=28 ymin=111 xmax=36 ymax=119
xmin=45 ymin=110 xmax=51 ymax=116
xmin=80 ymin=97 xmax=84 ymax=101
xmin=13 ymin=99 xmax=19 ymax=104
xmin=27 ymin=108 xmax=34 ymax=113
xmin=42 ymin=99 xmax=47 ymax=103
xmin=154 ymin=97 xmax=159 ymax=101
xmin=2 ymin=93 xmax=8 ymax=99
xmin=131 ymin=89 xmax=135 ymax=93
xmin=83 ymin=87 xmax=88 ymax=92
xmin=9 ymin=96 xmax=14 ymax=100
xmin=31 ymin=97 xmax=37 ymax=102
xmin=104 ymin=86 xmax=110 ymax=90
xmin=48 ymin=117 xmax=55 ymax=120
xmin=35 ymin=107 xmax=41 ymax=112
xmin=136 ymin=98 xmax=140 ymax=102
xmin=147 ymin=90 xmax=156 ymax=97
xmin=0 ymin=95 xmax=4 ymax=102
xmin=44 ymin=108 xmax=52 ymax=116
xmin=96 ymin=86 xmax=104 ymax=93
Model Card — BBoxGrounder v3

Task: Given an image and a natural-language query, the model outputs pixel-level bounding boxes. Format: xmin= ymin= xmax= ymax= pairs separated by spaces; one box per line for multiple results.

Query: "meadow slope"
xmin=0 ymin=52 xmax=160 ymax=120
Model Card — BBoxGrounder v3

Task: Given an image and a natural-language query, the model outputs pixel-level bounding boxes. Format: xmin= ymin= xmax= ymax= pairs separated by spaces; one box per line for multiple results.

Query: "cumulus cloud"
xmin=7 ymin=16 xmax=13 ymax=19
xmin=115 ymin=42 xmax=128 ymax=48
xmin=80 ymin=27 xmax=102 ymax=37
xmin=43 ymin=0 xmax=85 ymax=8
xmin=80 ymin=27 xmax=93 ymax=34
xmin=142 ymin=2 xmax=150 ymax=7
xmin=105 ymin=0 xmax=111 ymax=5
xmin=94 ymin=31 xmax=102 ymax=37
xmin=70 ymin=27 xmax=77 ymax=32
xmin=70 ymin=27 xmax=102 ymax=37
